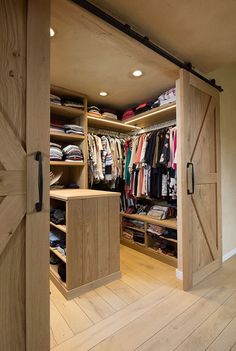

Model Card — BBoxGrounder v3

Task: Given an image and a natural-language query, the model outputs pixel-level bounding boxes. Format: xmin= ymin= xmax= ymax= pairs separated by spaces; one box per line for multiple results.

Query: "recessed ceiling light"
xmin=50 ymin=28 xmax=55 ymax=37
xmin=99 ymin=91 xmax=108 ymax=97
xmin=132 ymin=70 xmax=143 ymax=77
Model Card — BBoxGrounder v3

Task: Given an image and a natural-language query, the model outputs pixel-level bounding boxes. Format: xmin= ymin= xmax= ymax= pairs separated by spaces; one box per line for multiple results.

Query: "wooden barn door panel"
xmin=179 ymin=70 xmax=221 ymax=290
xmin=0 ymin=0 xmax=50 ymax=350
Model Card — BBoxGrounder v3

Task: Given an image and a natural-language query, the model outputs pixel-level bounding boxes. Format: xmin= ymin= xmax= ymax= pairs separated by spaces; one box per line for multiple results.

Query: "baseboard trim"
xmin=176 ymin=269 xmax=183 ymax=280
xmin=223 ymin=248 xmax=236 ymax=262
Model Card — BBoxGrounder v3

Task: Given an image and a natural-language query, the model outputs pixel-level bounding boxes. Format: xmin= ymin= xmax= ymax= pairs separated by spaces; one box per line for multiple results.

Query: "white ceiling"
xmin=91 ymin=0 xmax=236 ymax=73
xmin=51 ymin=0 xmax=179 ymax=110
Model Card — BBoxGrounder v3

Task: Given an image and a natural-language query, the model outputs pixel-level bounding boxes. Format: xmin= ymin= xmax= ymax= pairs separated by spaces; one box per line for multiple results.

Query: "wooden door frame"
xmin=177 ymin=69 xmax=222 ymax=290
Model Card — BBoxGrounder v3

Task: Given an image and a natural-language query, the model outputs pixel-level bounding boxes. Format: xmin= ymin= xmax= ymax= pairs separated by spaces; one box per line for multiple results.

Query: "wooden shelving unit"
xmin=50 ymin=131 xmax=85 ymax=142
xmin=50 ymin=247 xmax=66 ymax=264
xmin=50 ymin=85 xmax=88 ymax=189
xmin=123 ymin=102 xmax=176 ymax=128
xmin=121 ymin=212 xmax=177 ymax=230
xmin=121 ymin=212 xmax=177 ymax=267
xmin=50 ymin=103 xmax=84 ymax=119
xmin=50 ymin=221 xmax=67 ymax=234
xmin=87 ymin=113 xmax=141 ymax=132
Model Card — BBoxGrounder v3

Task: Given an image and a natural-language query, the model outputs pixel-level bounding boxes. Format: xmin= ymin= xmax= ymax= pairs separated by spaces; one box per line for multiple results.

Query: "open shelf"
xmin=149 ymin=233 xmax=177 ymax=244
xmin=50 ymin=131 xmax=85 ymax=142
xmin=50 ymin=161 xmax=85 ymax=166
xmin=50 ymin=221 xmax=67 ymax=234
xmin=123 ymin=102 xmax=176 ymax=128
xmin=50 ymin=103 xmax=84 ymax=119
xmin=50 ymin=264 xmax=67 ymax=289
xmin=87 ymin=113 xmax=141 ymax=132
xmin=50 ymin=247 xmax=66 ymax=263
xmin=120 ymin=238 xmax=177 ymax=267
xmin=121 ymin=212 xmax=177 ymax=230
xmin=123 ymin=225 xmax=145 ymax=233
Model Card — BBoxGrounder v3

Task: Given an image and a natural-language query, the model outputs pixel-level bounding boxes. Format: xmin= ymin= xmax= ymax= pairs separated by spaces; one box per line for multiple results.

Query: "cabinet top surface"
xmin=50 ymin=189 xmax=121 ymax=200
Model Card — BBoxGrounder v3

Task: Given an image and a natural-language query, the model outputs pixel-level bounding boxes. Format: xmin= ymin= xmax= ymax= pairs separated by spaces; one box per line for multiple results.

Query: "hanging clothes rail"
xmin=88 ymin=127 xmax=127 ymax=138
xmin=132 ymin=119 xmax=176 ymax=136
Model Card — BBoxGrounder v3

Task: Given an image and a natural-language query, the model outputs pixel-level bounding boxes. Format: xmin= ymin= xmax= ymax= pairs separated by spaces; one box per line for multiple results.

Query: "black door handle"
xmin=35 ymin=151 xmax=43 ymax=212
xmin=187 ymin=162 xmax=195 ymax=195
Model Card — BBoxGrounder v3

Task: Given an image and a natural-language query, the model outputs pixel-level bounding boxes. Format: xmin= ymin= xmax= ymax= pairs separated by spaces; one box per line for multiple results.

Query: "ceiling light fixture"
xmin=132 ymin=70 xmax=143 ymax=77
xmin=50 ymin=28 xmax=55 ymax=37
xmin=99 ymin=91 xmax=108 ymax=97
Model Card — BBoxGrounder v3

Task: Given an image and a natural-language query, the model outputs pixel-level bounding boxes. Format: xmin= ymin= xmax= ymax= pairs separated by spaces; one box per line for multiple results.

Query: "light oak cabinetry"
xmin=50 ymin=189 xmax=121 ymax=300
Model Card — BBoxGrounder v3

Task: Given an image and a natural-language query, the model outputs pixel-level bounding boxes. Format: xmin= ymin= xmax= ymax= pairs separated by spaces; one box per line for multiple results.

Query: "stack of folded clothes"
xmin=50 ymin=208 xmax=66 ymax=224
xmin=151 ymin=87 xmax=176 ymax=108
xmin=133 ymin=231 xmax=145 ymax=245
xmin=158 ymin=87 xmax=176 ymax=106
xmin=135 ymin=102 xmax=152 ymax=115
xmin=88 ymin=106 xmax=101 ymax=116
xmin=50 ymin=94 xmax=61 ymax=106
xmin=121 ymin=87 xmax=176 ymax=121
xmin=161 ymin=229 xmax=177 ymax=240
xmin=147 ymin=205 xmax=169 ymax=220
xmin=148 ymin=237 xmax=177 ymax=257
xmin=50 ymin=122 xmax=64 ymax=134
xmin=123 ymin=219 xmax=144 ymax=231
xmin=147 ymin=224 xmax=165 ymax=236
xmin=50 ymin=142 xmax=63 ymax=161
xmin=125 ymin=204 xmax=151 ymax=215
xmin=62 ymin=145 xmax=84 ymax=162
xmin=62 ymin=99 xmax=84 ymax=109
xmin=50 ymin=229 xmax=66 ymax=257
xmin=123 ymin=228 xmax=134 ymax=241
xmin=122 ymin=108 xmax=135 ymax=121
xmin=102 ymin=110 xmax=118 ymax=120
xmin=64 ymin=124 xmax=84 ymax=135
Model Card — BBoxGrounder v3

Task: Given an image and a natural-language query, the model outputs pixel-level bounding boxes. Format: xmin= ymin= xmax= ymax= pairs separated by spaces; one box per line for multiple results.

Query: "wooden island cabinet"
xmin=50 ymin=189 xmax=121 ymax=299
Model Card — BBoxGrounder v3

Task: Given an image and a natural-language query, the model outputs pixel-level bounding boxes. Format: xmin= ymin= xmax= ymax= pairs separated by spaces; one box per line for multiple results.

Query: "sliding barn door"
xmin=178 ymin=70 xmax=221 ymax=290
xmin=0 ymin=1 xmax=50 ymax=350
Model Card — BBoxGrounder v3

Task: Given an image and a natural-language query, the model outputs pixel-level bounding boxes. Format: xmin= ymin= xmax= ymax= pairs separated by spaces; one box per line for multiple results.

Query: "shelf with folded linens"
xmin=121 ymin=212 xmax=177 ymax=230
xmin=87 ymin=112 xmax=140 ymax=132
xmin=123 ymin=102 xmax=176 ymax=128
xmin=50 ymin=131 xmax=85 ymax=142
xmin=50 ymin=85 xmax=88 ymax=189
xmin=120 ymin=210 xmax=177 ymax=267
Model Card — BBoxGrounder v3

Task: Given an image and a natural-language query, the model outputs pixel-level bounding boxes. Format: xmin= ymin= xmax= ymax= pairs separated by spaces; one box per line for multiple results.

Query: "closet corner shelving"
xmin=120 ymin=212 xmax=177 ymax=268
xmin=50 ymin=84 xmax=88 ymax=188
xmin=87 ymin=112 xmax=141 ymax=132
xmin=123 ymin=102 xmax=176 ymax=128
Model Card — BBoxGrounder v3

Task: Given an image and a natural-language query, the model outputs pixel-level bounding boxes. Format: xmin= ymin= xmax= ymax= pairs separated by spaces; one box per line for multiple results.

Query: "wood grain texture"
xmin=0 ymin=195 xmax=26 ymax=255
xmin=109 ymin=197 xmax=120 ymax=274
xmin=0 ymin=0 xmax=27 ymax=349
xmin=50 ymin=188 xmax=120 ymax=200
xmin=83 ymin=198 xmax=98 ymax=283
xmin=97 ymin=198 xmax=109 ymax=278
xmin=0 ymin=170 xmax=26 ymax=196
xmin=66 ymin=199 xmax=83 ymax=289
xmin=26 ymin=0 xmax=50 ymax=350
xmin=179 ymin=70 xmax=221 ymax=290
xmin=50 ymin=250 xmax=236 ymax=351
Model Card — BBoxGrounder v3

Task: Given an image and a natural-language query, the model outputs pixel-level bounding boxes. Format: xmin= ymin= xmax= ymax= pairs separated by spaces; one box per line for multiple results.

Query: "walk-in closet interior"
xmin=49 ymin=0 xmax=221 ymax=301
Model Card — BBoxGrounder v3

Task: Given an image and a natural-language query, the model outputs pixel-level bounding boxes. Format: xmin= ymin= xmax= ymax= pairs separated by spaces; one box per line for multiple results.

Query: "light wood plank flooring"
xmin=50 ymin=245 xmax=236 ymax=351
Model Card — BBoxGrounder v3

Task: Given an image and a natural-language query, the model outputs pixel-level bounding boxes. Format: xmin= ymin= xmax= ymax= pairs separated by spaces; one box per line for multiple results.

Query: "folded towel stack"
xmin=50 ymin=142 xmax=63 ymax=161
